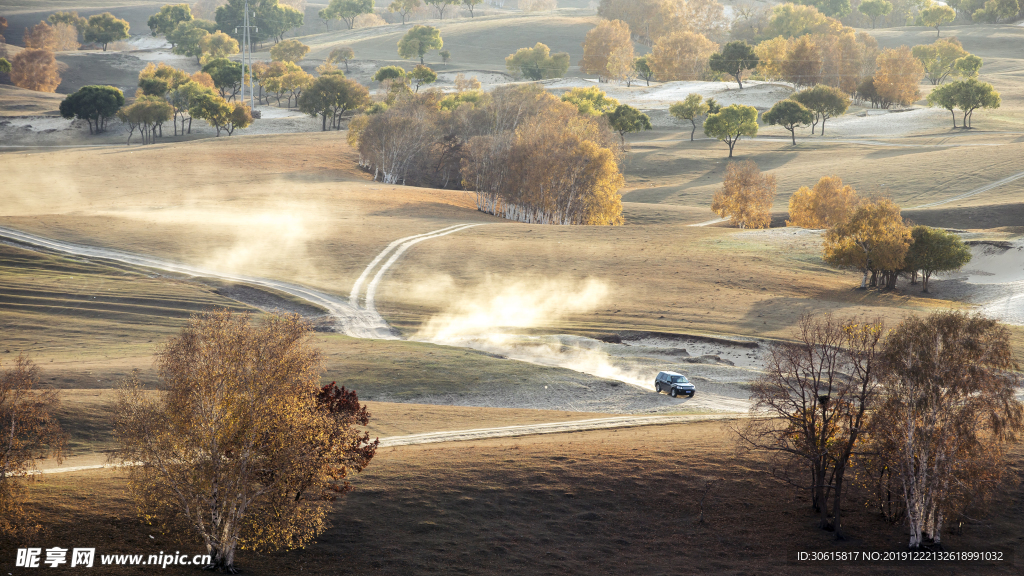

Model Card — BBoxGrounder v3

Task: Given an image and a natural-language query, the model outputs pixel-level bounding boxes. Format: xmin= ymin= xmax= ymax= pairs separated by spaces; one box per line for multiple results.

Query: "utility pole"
xmin=235 ymin=0 xmax=258 ymax=113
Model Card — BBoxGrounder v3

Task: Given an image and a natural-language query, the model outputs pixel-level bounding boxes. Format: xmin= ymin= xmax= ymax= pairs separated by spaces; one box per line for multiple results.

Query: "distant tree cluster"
xmin=741 ymin=310 xmax=1023 ymax=547
xmin=506 ymin=42 xmax=570 ymax=80
xmin=348 ymin=85 xmax=626 ymax=225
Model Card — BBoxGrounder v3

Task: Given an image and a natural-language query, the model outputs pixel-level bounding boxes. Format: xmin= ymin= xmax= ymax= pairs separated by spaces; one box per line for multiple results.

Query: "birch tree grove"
xmin=350 ymin=86 xmax=625 ymax=225
xmin=872 ymin=312 xmax=1022 ymax=549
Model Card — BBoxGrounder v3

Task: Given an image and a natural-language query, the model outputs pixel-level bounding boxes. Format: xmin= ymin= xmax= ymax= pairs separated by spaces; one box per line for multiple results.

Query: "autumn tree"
xmin=912 ymin=37 xmax=971 ymax=85
xmin=0 ymin=356 xmax=66 ymax=537
xmin=763 ymin=99 xmax=814 ymax=145
xmin=634 ymin=54 xmax=655 ymax=85
xmin=325 ymin=0 xmax=373 ymax=29
xmin=649 ymin=30 xmax=718 ymax=81
xmin=753 ymin=36 xmax=789 ymax=81
xmin=328 ymin=46 xmax=355 ymax=72
xmin=398 ymin=25 xmax=442 ymax=65
xmin=84 ymin=12 xmax=130 ymax=51
xmin=708 ymin=41 xmax=758 ymax=89
xmin=787 ymin=175 xmax=858 ymax=229
xmin=606 ymin=104 xmax=651 ymax=145
xmin=118 ymin=95 xmax=174 ymax=144
xmin=170 ymin=77 xmax=216 ymax=133
xmin=792 ymin=84 xmax=850 ymax=135
xmin=903 ymin=226 xmax=971 ymax=292
xmin=410 ymin=64 xmax=437 ymax=92
xmin=10 ymin=49 xmax=61 ymax=92
xmin=858 ymin=0 xmax=893 ymax=27
xmin=59 ymin=85 xmax=124 ymax=133
xmin=148 ymin=4 xmax=193 ymax=37
xmin=783 ymin=35 xmax=823 ymax=87
xmin=387 ymin=0 xmax=421 ymax=24
xmin=921 ymin=3 xmax=955 ymax=37
xmin=703 ymin=104 xmax=758 ymax=158
xmin=763 ymin=2 xmax=834 ymax=38
xmin=373 ymin=65 xmax=406 ymax=84
xmin=668 ymin=93 xmax=709 ymax=141
xmin=739 ymin=314 xmax=884 ymax=538
xmin=872 ymin=312 xmax=1022 ymax=549
xmin=299 ymin=74 xmax=369 ymax=130
xmin=115 ymin=311 xmax=377 ymax=573
xmin=580 ymin=19 xmax=632 ymax=80
xmin=505 ymin=42 xmax=570 ymax=80
xmin=823 ymin=197 xmax=911 ymax=289
xmin=874 ymin=46 xmax=925 ymax=107
xmin=561 ymin=85 xmax=619 ymax=116
xmin=200 ymin=31 xmax=239 ymax=60
xmin=972 ymin=0 xmax=1020 ymax=22
xmin=927 ymin=78 xmax=1000 ymax=128
xmin=24 ymin=21 xmax=57 ymax=50
xmin=711 ymin=159 xmax=776 ymax=228
xmin=270 ymin=38 xmax=309 ymax=63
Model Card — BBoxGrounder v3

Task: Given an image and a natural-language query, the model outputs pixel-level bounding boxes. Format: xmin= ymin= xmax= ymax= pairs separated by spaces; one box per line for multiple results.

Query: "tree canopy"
xmin=904 ymin=226 xmax=971 ymax=292
xmin=606 ymin=104 xmax=652 ymax=145
xmin=823 ymin=197 xmax=911 ymax=289
xmin=668 ymin=93 xmax=710 ymax=141
xmin=387 ymin=0 xmax=421 ymax=24
xmin=560 ymin=86 xmax=620 ymax=117
xmin=328 ymin=46 xmax=355 ymax=72
xmin=59 ymin=85 xmax=124 ymax=133
xmin=792 ymin=84 xmax=849 ymax=135
xmin=324 ymin=0 xmax=373 ymax=29
xmin=216 ymin=0 xmax=303 ymax=45
xmin=148 ymin=4 xmax=193 ymax=36
xmin=270 ymin=38 xmax=310 ymax=62
xmin=10 ymin=49 xmax=61 ymax=92
xmin=703 ymin=103 xmax=758 ymax=157
xmin=858 ymin=0 xmax=892 ymax=27
xmin=84 ymin=12 xmax=130 ymax=50
xmin=398 ymin=25 xmax=443 ymax=65
xmin=912 ymin=37 xmax=973 ymax=85
xmin=298 ymin=74 xmax=369 ymax=130
xmin=927 ymin=78 xmax=1000 ymax=128
xmin=410 ymin=64 xmax=437 ymax=92
xmin=921 ymin=3 xmax=956 ymax=37
xmin=202 ymin=57 xmax=244 ymax=100
xmin=505 ymin=42 xmax=570 ymax=80
xmin=762 ymin=99 xmax=814 ymax=145
xmin=787 ymin=174 xmax=858 ymax=228
xmin=580 ymin=19 xmax=632 ymax=80
xmin=372 ymin=65 xmax=406 ymax=83
xmin=708 ymin=41 xmax=759 ymax=89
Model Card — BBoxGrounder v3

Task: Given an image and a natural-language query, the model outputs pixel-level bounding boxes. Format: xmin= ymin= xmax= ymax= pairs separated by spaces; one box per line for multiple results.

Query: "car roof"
xmin=660 ymin=371 xmax=685 ymax=376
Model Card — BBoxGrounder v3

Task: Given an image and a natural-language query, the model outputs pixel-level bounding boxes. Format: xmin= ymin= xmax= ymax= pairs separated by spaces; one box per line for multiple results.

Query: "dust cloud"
xmin=414 ymin=277 xmax=658 ymax=390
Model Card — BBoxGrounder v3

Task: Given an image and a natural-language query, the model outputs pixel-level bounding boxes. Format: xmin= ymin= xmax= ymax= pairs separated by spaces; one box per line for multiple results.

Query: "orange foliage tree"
xmin=649 ymin=30 xmax=718 ymax=81
xmin=874 ymin=46 xmax=925 ymax=106
xmin=580 ymin=19 xmax=633 ymax=80
xmin=10 ymin=49 xmax=61 ymax=92
xmin=711 ymin=160 xmax=777 ymax=228
xmin=787 ymin=174 xmax=858 ymax=229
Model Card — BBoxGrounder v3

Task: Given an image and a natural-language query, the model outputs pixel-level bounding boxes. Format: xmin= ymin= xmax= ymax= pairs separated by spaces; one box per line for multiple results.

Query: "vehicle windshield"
xmin=669 ymin=375 xmax=689 ymax=383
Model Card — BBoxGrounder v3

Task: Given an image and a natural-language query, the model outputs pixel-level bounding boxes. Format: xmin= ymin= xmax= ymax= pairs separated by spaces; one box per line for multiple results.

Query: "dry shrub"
xmin=454 ymin=73 xmax=481 ymax=91
xmin=52 ymin=23 xmax=81 ymax=51
xmin=10 ymin=48 xmax=61 ymax=92
xmin=353 ymin=13 xmax=387 ymax=28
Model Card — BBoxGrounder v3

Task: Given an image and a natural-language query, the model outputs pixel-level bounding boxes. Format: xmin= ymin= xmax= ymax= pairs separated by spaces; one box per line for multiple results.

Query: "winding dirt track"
xmin=30 ymin=413 xmax=744 ymax=475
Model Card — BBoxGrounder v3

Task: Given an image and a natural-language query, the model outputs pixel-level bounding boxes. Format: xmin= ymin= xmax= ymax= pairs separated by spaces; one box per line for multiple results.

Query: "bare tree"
xmin=738 ymin=314 xmax=884 ymax=538
xmin=0 ymin=356 xmax=66 ymax=537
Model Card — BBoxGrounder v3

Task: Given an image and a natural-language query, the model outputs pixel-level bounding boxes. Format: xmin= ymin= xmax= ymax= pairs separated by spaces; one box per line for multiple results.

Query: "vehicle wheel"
xmin=655 ymin=383 xmax=661 ymax=393
xmin=670 ymin=388 xmax=678 ymax=398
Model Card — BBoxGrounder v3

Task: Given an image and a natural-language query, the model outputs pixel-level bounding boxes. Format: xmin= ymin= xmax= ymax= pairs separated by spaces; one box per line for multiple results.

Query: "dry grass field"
xmin=2 ymin=3 xmax=1023 ymax=572
xmin=2 ymin=421 xmax=1021 ymax=575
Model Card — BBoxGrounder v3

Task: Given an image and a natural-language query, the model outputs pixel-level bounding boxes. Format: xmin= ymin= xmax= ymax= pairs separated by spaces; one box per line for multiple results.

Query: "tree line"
xmin=740 ymin=311 xmax=1022 ymax=546
xmin=347 ymin=83 xmax=626 ymax=225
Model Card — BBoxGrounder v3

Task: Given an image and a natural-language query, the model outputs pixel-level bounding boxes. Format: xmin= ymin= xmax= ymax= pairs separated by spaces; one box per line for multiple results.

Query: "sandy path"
xmin=28 ymin=413 xmax=745 ymax=475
